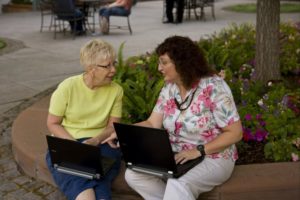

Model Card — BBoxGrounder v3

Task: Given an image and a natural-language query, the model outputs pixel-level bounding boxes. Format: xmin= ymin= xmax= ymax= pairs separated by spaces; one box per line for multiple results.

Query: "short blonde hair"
xmin=80 ymin=39 xmax=116 ymax=68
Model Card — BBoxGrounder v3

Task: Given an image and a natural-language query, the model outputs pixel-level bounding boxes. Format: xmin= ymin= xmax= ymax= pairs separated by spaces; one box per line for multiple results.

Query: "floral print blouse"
xmin=153 ymin=75 xmax=240 ymax=161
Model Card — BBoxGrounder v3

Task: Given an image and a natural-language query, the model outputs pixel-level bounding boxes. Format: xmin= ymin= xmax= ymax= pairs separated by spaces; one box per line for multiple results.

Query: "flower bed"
xmin=114 ymin=22 xmax=300 ymax=164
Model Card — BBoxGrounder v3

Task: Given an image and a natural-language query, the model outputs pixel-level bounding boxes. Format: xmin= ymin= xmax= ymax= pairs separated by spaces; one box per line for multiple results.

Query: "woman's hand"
xmin=102 ymin=132 xmax=119 ymax=148
xmin=175 ymin=148 xmax=201 ymax=164
xmin=83 ymin=137 xmax=100 ymax=146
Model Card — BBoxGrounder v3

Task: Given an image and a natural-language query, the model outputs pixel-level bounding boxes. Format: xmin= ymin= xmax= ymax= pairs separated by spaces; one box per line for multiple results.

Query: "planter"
xmin=2 ymin=3 xmax=32 ymax=13
xmin=200 ymin=162 xmax=300 ymax=200
xmin=11 ymin=96 xmax=300 ymax=200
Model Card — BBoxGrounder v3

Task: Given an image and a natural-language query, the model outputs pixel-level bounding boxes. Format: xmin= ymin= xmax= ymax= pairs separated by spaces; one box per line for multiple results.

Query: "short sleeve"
xmin=210 ymin=79 xmax=240 ymax=128
xmin=48 ymin=82 xmax=69 ymax=117
xmin=110 ymin=86 xmax=123 ymax=118
xmin=153 ymin=84 xmax=168 ymax=114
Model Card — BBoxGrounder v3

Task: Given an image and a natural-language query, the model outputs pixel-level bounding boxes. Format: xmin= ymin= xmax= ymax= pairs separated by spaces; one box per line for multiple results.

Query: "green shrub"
xmin=279 ymin=22 xmax=300 ymax=75
xmin=114 ymin=43 xmax=164 ymax=123
xmin=199 ymin=22 xmax=300 ymax=76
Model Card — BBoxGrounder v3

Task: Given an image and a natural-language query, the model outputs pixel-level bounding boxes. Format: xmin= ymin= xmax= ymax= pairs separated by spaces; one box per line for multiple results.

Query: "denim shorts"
xmin=46 ymin=140 xmax=121 ymax=200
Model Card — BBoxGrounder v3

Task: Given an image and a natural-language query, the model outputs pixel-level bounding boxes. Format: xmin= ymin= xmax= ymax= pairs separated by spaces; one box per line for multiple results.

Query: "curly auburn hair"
xmin=155 ymin=36 xmax=215 ymax=89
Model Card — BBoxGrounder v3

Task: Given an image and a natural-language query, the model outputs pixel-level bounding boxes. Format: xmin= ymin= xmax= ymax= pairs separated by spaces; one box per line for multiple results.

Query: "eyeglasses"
xmin=96 ymin=61 xmax=118 ymax=70
xmin=158 ymin=59 xmax=173 ymax=66
xmin=175 ymin=88 xmax=198 ymax=111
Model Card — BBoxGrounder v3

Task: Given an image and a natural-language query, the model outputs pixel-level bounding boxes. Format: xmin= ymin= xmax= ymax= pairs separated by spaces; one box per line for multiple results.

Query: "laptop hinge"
xmin=131 ymin=166 xmax=168 ymax=177
xmin=54 ymin=164 xmax=100 ymax=179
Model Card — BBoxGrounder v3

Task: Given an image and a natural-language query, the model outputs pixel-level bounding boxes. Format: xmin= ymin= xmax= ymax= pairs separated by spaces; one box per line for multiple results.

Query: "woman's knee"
xmin=75 ymin=188 xmax=96 ymax=200
xmin=124 ymin=169 xmax=135 ymax=184
xmin=125 ymin=169 xmax=146 ymax=186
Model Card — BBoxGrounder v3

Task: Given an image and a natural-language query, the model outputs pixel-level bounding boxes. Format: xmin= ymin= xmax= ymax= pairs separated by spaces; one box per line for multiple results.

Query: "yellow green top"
xmin=49 ymin=74 xmax=123 ymax=139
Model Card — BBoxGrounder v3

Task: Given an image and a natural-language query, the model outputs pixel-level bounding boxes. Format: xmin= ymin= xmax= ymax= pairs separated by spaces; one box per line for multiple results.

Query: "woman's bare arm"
xmin=47 ymin=113 xmax=75 ymax=140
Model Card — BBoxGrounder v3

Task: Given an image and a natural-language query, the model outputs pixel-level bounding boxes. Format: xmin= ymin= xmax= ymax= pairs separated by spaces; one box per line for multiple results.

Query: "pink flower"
xmin=156 ymin=97 xmax=163 ymax=105
xmin=291 ymin=153 xmax=299 ymax=162
xmin=233 ymin=149 xmax=239 ymax=160
xmin=169 ymin=134 xmax=179 ymax=145
xmin=181 ymin=143 xmax=194 ymax=150
xmin=198 ymin=85 xmax=216 ymax=111
xmin=175 ymin=122 xmax=182 ymax=135
xmin=163 ymin=99 xmax=176 ymax=116
xmin=256 ymin=114 xmax=262 ymax=120
xmin=202 ymin=130 xmax=215 ymax=142
xmin=243 ymin=127 xmax=255 ymax=142
xmin=198 ymin=85 xmax=213 ymax=101
xmin=191 ymin=102 xmax=201 ymax=114
xmin=209 ymin=153 xmax=220 ymax=159
xmin=227 ymin=118 xmax=235 ymax=126
xmin=197 ymin=117 xmax=209 ymax=128
xmin=254 ymin=129 xmax=268 ymax=142
xmin=244 ymin=114 xmax=252 ymax=121
xmin=208 ymin=101 xmax=216 ymax=111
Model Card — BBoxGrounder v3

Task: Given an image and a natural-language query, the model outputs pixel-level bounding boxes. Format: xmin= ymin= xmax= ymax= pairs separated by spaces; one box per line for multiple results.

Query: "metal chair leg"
xmin=211 ymin=4 xmax=215 ymax=20
xmin=49 ymin=13 xmax=54 ymax=31
xmin=127 ymin=16 xmax=132 ymax=35
xmin=40 ymin=12 xmax=44 ymax=32
xmin=54 ymin=18 xmax=57 ymax=39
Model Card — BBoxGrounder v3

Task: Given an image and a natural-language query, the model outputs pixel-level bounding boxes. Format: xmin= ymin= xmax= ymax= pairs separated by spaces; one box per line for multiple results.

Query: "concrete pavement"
xmin=0 ymin=0 xmax=299 ymax=113
xmin=0 ymin=0 xmax=299 ymax=199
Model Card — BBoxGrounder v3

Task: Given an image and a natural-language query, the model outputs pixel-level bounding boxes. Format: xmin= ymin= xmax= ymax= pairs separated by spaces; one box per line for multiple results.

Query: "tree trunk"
xmin=255 ymin=0 xmax=281 ymax=84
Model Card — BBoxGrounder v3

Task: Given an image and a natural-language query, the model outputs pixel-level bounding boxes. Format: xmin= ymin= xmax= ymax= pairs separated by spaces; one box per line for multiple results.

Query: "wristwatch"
xmin=197 ymin=144 xmax=206 ymax=157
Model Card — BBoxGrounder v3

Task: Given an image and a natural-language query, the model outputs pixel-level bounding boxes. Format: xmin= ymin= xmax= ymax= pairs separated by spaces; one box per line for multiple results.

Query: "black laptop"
xmin=113 ymin=123 xmax=204 ymax=178
xmin=46 ymin=135 xmax=116 ymax=180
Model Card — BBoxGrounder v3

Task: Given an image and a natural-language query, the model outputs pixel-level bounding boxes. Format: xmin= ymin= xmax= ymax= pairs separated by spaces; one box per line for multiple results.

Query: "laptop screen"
xmin=114 ymin=123 xmax=177 ymax=172
xmin=46 ymin=135 xmax=112 ymax=179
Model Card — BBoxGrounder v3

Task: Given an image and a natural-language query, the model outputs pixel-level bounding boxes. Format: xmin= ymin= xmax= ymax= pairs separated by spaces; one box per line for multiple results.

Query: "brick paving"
xmin=0 ymin=88 xmax=66 ymax=200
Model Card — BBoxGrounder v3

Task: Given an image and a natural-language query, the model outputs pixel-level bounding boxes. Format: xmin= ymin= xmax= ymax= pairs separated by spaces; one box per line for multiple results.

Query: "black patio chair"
xmin=109 ymin=11 xmax=133 ymax=35
xmin=40 ymin=0 xmax=54 ymax=32
xmin=52 ymin=0 xmax=86 ymax=39
xmin=188 ymin=0 xmax=215 ymax=21
xmin=198 ymin=0 xmax=215 ymax=20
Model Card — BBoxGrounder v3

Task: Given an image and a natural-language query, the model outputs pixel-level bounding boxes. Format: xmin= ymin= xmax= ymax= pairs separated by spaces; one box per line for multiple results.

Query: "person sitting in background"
xmin=53 ymin=0 xmax=85 ymax=35
xmin=68 ymin=8 xmax=85 ymax=34
xmin=46 ymin=39 xmax=123 ymax=200
xmin=99 ymin=0 xmax=132 ymax=34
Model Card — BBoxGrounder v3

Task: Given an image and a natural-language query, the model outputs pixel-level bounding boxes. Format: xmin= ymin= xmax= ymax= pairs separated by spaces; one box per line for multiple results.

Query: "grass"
xmin=0 ymin=39 xmax=6 ymax=49
xmin=223 ymin=3 xmax=300 ymax=13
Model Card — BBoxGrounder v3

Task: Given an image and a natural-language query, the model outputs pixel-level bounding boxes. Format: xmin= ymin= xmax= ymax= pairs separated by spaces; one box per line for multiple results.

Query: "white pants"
xmin=125 ymin=157 xmax=235 ymax=200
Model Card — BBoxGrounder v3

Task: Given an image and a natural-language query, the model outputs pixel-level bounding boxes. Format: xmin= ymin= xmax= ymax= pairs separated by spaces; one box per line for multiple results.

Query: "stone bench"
xmin=12 ymin=95 xmax=300 ymax=200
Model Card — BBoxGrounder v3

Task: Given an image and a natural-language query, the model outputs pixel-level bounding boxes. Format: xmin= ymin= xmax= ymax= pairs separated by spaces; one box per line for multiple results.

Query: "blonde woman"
xmin=46 ymin=39 xmax=123 ymax=200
